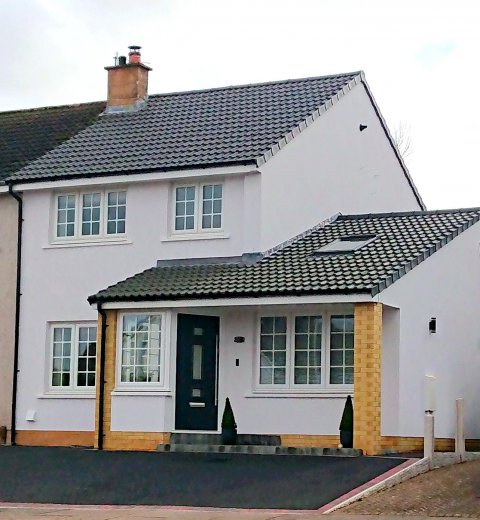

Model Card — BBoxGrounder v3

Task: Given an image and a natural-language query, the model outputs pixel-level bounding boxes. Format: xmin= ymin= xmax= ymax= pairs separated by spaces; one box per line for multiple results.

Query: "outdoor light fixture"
xmin=359 ymin=124 xmax=368 ymax=131
xmin=429 ymin=317 xmax=437 ymax=334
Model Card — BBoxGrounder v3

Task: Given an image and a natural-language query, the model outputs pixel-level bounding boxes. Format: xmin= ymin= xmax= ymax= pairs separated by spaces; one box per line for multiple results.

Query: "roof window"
xmin=314 ymin=235 xmax=375 ymax=255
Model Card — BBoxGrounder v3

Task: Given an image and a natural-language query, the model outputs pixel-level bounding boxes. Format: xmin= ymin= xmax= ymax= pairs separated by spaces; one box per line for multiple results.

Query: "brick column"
xmin=353 ymin=302 xmax=383 ymax=455
xmin=94 ymin=310 xmax=117 ymax=449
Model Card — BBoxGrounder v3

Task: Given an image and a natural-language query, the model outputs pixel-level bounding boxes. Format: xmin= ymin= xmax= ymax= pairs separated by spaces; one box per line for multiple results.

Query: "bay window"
xmin=257 ymin=313 xmax=354 ymax=390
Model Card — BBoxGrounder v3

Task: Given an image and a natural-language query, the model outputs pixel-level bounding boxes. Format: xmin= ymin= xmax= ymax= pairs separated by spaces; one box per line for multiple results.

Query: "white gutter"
xmin=12 ymin=165 xmax=259 ymax=192
xmin=98 ymin=293 xmax=374 ymax=310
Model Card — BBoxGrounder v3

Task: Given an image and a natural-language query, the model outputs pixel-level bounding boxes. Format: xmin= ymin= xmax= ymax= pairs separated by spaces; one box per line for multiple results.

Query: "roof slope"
xmin=8 ymin=72 xmax=360 ymax=183
xmin=89 ymin=208 xmax=480 ymax=304
xmin=0 ymin=101 xmax=106 ymax=180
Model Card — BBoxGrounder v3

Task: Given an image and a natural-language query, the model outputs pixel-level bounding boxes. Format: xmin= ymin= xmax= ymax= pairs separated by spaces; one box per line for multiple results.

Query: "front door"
xmin=175 ymin=314 xmax=219 ymax=431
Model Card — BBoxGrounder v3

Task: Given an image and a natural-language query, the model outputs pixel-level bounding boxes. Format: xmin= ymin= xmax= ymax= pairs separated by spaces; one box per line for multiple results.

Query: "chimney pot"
xmin=128 ymin=45 xmax=142 ymax=64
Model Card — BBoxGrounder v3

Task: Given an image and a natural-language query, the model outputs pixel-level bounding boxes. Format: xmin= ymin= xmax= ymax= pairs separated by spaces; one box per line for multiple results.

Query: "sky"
xmin=1 ymin=0 xmax=480 ymax=209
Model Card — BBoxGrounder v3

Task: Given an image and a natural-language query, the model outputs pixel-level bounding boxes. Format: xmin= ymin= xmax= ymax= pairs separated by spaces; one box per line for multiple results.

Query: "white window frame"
xmin=115 ymin=311 xmax=170 ymax=392
xmin=52 ymin=189 xmax=127 ymax=243
xmin=47 ymin=322 xmax=97 ymax=394
xmin=171 ymin=182 xmax=224 ymax=235
xmin=255 ymin=311 xmax=354 ymax=393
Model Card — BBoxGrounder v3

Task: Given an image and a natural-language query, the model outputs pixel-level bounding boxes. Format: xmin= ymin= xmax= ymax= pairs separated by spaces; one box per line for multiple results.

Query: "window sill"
xmin=111 ymin=390 xmax=173 ymax=397
xmin=44 ymin=238 xmax=132 ymax=249
xmin=245 ymin=389 xmax=353 ymax=398
xmin=162 ymin=233 xmax=229 ymax=242
xmin=38 ymin=392 xmax=96 ymax=399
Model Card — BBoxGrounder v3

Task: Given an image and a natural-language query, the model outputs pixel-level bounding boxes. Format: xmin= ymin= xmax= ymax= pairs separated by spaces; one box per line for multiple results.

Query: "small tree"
xmin=340 ymin=395 xmax=353 ymax=431
xmin=221 ymin=397 xmax=237 ymax=430
xmin=339 ymin=395 xmax=354 ymax=448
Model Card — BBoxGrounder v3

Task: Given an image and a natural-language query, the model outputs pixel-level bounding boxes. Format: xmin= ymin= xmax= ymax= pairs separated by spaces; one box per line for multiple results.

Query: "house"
xmin=0 ymin=101 xmax=106 ymax=444
xmin=87 ymin=208 xmax=480 ymax=454
xmin=3 ymin=46 xmax=427 ymax=451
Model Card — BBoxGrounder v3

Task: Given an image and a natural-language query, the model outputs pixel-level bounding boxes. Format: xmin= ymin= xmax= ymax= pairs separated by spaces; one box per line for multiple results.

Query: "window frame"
xmin=52 ymin=189 xmax=127 ymax=243
xmin=115 ymin=311 xmax=170 ymax=391
xmin=255 ymin=311 xmax=354 ymax=393
xmin=171 ymin=182 xmax=224 ymax=236
xmin=48 ymin=321 xmax=97 ymax=394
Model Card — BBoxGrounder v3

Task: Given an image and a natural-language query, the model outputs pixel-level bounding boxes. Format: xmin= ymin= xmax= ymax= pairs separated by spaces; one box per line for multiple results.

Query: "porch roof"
xmin=88 ymin=208 xmax=480 ymax=304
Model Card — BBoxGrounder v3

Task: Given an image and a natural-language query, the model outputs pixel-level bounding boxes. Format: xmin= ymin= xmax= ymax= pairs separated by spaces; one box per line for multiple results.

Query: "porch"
xmin=94 ymin=301 xmax=383 ymax=454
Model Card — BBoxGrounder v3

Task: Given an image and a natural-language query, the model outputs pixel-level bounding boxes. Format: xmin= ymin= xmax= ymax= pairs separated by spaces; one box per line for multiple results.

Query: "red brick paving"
xmin=341 ymin=459 xmax=480 ymax=517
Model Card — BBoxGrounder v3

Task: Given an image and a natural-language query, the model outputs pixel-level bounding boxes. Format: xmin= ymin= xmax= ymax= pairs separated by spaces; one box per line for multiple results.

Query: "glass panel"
xmin=81 ymin=192 xmax=101 ymax=236
xmin=192 ymin=344 xmax=203 ymax=380
xmin=57 ymin=195 xmax=76 ymax=237
xmin=107 ymin=191 xmax=126 ymax=235
xmin=260 ymin=367 xmax=272 ymax=384
xmin=294 ymin=316 xmax=322 ymax=386
xmin=175 ymin=186 xmax=196 ymax=231
xmin=193 ymin=328 xmax=203 ymax=336
xmin=273 ymin=368 xmax=286 ymax=384
xmin=329 ymin=315 xmax=354 ymax=385
xmin=201 ymin=184 xmax=222 ymax=229
xmin=121 ymin=314 xmax=162 ymax=383
xmin=52 ymin=326 xmax=72 ymax=387
xmin=259 ymin=316 xmax=287 ymax=385
xmin=192 ymin=389 xmax=202 ymax=397
xmin=77 ymin=326 xmax=97 ymax=388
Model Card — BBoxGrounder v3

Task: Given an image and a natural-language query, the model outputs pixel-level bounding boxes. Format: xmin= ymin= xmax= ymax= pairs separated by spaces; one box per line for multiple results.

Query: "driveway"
xmin=0 ymin=446 xmax=406 ymax=510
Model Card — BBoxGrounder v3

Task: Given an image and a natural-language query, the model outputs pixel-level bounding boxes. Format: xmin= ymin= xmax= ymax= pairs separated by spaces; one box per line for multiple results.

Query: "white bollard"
xmin=455 ymin=398 xmax=466 ymax=462
xmin=424 ymin=412 xmax=435 ymax=465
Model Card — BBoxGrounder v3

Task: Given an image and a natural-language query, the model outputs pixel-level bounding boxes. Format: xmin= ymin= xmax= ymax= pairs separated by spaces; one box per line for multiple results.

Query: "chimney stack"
xmin=105 ymin=45 xmax=152 ymax=113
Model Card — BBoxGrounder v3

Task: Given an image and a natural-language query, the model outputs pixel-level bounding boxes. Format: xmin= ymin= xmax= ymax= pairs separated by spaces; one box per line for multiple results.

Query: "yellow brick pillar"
xmin=353 ymin=302 xmax=383 ymax=455
xmin=94 ymin=310 xmax=117 ymax=449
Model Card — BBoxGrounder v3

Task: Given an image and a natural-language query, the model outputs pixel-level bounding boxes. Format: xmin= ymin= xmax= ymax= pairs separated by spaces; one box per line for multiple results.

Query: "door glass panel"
xmin=194 ymin=328 xmax=203 ymax=336
xmin=192 ymin=344 xmax=203 ymax=380
xmin=192 ymin=388 xmax=202 ymax=397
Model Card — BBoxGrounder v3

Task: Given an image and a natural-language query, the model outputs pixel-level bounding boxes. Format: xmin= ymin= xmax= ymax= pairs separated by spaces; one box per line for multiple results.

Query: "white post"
xmin=424 ymin=412 xmax=435 ymax=466
xmin=455 ymin=398 xmax=466 ymax=462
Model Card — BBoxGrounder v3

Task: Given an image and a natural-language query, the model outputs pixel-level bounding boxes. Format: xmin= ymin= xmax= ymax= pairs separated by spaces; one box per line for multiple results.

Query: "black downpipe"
xmin=97 ymin=303 xmax=107 ymax=450
xmin=7 ymin=184 xmax=22 ymax=446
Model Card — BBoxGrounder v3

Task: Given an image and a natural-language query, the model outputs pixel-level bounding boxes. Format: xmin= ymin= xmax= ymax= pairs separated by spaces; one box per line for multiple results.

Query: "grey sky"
xmin=1 ymin=0 xmax=479 ymax=209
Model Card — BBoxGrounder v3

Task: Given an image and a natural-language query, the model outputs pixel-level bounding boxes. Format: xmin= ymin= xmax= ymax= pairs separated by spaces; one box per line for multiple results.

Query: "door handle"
xmin=189 ymin=402 xmax=206 ymax=408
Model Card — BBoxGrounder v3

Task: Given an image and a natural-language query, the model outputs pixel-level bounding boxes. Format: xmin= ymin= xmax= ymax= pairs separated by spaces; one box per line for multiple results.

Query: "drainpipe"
xmin=97 ymin=302 xmax=107 ymax=450
xmin=7 ymin=184 xmax=23 ymax=446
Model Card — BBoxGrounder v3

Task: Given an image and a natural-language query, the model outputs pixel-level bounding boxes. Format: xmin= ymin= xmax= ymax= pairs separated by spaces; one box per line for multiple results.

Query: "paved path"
xmin=0 ymin=446 xmax=404 ymax=510
xmin=342 ymin=459 xmax=480 ymax=517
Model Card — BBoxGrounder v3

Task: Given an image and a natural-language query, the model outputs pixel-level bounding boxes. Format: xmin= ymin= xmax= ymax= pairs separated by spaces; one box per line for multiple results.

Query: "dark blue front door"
xmin=175 ymin=314 xmax=219 ymax=431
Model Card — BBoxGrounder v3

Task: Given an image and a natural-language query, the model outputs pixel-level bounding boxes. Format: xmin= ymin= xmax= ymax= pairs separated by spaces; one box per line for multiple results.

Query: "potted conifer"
xmin=339 ymin=395 xmax=354 ymax=448
xmin=221 ymin=397 xmax=237 ymax=445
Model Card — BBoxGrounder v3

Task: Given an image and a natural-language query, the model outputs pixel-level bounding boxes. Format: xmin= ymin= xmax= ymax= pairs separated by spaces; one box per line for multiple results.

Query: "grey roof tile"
xmin=0 ymin=101 xmax=105 ymax=181
xmin=7 ymin=73 xmax=360 ymax=182
xmin=88 ymin=208 xmax=480 ymax=303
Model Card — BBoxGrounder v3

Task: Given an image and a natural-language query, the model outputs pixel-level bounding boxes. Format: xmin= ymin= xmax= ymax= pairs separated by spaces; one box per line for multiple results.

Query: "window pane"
xmin=57 ymin=195 xmax=76 ymax=237
xmin=107 ymin=191 xmax=126 ymax=235
xmin=259 ymin=316 xmax=287 ymax=385
xmin=77 ymin=326 xmax=97 ymax=388
xmin=201 ymin=184 xmax=222 ymax=229
xmin=294 ymin=316 xmax=322 ymax=385
xmin=52 ymin=327 xmax=73 ymax=387
xmin=81 ymin=193 xmax=101 ymax=236
xmin=329 ymin=315 xmax=354 ymax=385
xmin=121 ymin=315 xmax=162 ymax=383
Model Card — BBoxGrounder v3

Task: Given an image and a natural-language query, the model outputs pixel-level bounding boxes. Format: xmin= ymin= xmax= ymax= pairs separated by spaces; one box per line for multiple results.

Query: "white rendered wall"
xmin=258 ymin=84 xmax=422 ymax=250
xmin=379 ymin=222 xmax=480 ymax=440
xmin=15 ymin=175 xmax=253 ymax=433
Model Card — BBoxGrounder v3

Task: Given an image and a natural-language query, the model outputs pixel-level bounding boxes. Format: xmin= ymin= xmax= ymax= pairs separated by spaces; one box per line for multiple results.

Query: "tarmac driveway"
xmin=0 ymin=446 xmax=406 ymax=510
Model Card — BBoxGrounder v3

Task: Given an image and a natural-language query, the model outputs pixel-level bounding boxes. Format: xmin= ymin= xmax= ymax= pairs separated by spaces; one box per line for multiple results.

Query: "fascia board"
xmin=12 ymin=165 xmax=260 ymax=192
xmin=98 ymin=293 xmax=374 ymax=310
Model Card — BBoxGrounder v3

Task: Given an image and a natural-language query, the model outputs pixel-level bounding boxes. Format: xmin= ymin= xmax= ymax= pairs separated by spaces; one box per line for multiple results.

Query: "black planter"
xmin=221 ymin=427 xmax=237 ymax=445
xmin=340 ymin=429 xmax=353 ymax=448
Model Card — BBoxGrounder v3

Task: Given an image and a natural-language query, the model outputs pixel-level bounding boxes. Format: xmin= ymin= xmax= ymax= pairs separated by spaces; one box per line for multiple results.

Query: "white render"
xmin=14 ymin=79 xmax=425 ymax=437
xmin=379 ymin=222 xmax=480 ymax=441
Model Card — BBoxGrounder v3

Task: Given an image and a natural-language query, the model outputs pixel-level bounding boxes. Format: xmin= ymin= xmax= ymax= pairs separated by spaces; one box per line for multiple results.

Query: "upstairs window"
xmin=54 ymin=190 xmax=127 ymax=241
xmin=174 ymin=183 xmax=223 ymax=233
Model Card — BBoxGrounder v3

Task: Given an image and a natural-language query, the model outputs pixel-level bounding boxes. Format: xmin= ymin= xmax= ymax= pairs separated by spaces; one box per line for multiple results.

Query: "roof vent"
xmin=314 ymin=235 xmax=376 ymax=255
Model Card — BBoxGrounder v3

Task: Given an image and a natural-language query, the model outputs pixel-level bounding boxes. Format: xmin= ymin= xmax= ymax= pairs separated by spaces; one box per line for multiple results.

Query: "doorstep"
xmin=157 ymin=443 xmax=362 ymax=456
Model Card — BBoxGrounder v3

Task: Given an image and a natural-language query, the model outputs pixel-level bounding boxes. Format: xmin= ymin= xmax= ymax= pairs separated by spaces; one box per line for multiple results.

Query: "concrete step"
xmin=169 ymin=433 xmax=281 ymax=446
xmin=157 ymin=443 xmax=362 ymax=457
